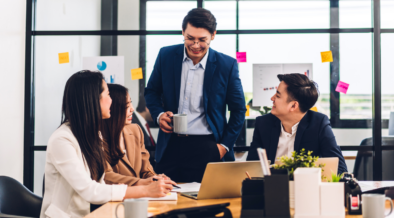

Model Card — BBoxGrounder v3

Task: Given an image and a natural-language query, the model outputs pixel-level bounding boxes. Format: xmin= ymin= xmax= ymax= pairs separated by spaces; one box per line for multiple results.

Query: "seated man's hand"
xmin=159 ymin=111 xmax=173 ymax=133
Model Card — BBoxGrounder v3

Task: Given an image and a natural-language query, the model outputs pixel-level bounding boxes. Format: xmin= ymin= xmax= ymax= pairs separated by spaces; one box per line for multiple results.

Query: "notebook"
xmin=139 ymin=192 xmax=178 ymax=201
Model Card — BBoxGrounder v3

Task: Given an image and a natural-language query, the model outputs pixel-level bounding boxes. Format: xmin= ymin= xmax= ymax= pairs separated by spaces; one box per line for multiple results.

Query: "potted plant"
xmin=272 ymin=149 xmax=325 ymax=208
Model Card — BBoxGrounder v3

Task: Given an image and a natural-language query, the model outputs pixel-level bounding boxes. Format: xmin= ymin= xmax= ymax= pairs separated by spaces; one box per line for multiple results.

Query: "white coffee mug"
xmin=115 ymin=199 xmax=148 ymax=218
xmin=173 ymin=114 xmax=188 ymax=133
xmin=362 ymin=194 xmax=393 ymax=218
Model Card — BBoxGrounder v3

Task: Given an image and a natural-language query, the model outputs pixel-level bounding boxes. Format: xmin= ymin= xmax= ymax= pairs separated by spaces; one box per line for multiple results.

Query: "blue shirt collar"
xmin=183 ymin=46 xmax=209 ymax=69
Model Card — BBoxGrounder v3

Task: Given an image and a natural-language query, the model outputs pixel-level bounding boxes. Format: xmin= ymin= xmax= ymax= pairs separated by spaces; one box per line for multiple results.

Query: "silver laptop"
xmin=181 ymin=161 xmax=263 ymax=200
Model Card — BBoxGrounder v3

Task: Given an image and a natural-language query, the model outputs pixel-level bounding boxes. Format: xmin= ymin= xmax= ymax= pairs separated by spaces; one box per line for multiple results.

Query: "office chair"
xmin=353 ymin=136 xmax=394 ymax=180
xmin=0 ymin=176 xmax=42 ymax=218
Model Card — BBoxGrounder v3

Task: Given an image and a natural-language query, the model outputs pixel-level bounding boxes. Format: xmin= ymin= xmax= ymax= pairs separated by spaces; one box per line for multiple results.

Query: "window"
xmin=25 ymin=0 xmax=391 ymax=192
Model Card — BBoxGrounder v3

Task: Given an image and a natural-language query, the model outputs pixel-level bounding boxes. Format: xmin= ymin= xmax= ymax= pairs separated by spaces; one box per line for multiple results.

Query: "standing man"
xmin=145 ymin=8 xmax=246 ymax=182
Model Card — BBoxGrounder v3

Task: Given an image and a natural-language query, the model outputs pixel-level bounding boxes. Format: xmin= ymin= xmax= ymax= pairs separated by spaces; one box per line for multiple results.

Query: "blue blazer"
xmin=247 ymin=111 xmax=348 ymax=174
xmin=145 ymin=44 xmax=246 ymax=163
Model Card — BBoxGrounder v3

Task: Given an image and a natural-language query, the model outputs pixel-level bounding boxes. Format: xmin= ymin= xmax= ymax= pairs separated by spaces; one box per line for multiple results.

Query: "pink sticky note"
xmin=236 ymin=52 xmax=247 ymax=63
xmin=335 ymin=81 xmax=350 ymax=94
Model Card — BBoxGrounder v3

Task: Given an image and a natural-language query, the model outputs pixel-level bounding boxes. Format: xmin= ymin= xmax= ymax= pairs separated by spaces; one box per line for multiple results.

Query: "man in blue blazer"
xmin=247 ymin=74 xmax=347 ymax=174
xmin=145 ymin=8 xmax=246 ymax=182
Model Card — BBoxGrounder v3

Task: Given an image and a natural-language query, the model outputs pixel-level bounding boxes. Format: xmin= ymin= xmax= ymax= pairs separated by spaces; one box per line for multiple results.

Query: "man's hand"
xmin=217 ymin=144 xmax=227 ymax=159
xmin=159 ymin=111 xmax=174 ymax=133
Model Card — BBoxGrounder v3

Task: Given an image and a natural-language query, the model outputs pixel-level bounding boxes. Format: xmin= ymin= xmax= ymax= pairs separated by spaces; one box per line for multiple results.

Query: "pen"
xmin=148 ymin=167 xmax=181 ymax=189
xmin=245 ymin=171 xmax=252 ymax=180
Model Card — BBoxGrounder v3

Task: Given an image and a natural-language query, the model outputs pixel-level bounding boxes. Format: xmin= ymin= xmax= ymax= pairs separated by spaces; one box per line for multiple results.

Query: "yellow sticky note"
xmin=245 ymin=105 xmax=250 ymax=116
xmin=131 ymin=68 xmax=143 ymax=80
xmin=58 ymin=52 xmax=69 ymax=64
xmin=321 ymin=51 xmax=333 ymax=63
xmin=310 ymin=107 xmax=318 ymax=112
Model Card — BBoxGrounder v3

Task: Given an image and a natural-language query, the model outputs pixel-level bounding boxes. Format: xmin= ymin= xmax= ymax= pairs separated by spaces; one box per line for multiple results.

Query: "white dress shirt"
xmin=40 ymin=123 xmax=127 ymax=218
xmin=275 ymin=122 xmax=300 ymax=159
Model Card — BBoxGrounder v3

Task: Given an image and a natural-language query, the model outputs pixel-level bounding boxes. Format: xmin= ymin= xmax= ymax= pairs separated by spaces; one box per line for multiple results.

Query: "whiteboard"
xmin=83 ymin=56 xmax=125 ymax=85
xmin=253 ymin=63 xmax=313 ymax=107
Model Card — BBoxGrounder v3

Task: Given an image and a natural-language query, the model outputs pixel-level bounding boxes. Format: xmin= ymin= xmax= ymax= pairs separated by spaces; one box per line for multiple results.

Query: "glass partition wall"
xmin=25 ymin=0 xmax=391 ymax=193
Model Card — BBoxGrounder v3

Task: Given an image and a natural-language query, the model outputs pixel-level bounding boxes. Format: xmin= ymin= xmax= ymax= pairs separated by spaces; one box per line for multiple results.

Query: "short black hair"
xmin=277 ymin=74 xmax=319 ymax=113
xmin=182 ymin=8 xmax=217 ymax=34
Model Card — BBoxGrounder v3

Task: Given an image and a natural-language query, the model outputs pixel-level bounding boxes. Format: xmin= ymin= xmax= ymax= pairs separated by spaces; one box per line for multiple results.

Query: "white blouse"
xmin=40 ymin=123 xmax=127 ymax=218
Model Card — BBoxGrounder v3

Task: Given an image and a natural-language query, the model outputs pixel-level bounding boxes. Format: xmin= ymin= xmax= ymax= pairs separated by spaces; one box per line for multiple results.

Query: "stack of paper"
xmin=172 ymin=182 xmax=201 ymax=193
xmin=139 ymin=192 xmax=177 ymax=201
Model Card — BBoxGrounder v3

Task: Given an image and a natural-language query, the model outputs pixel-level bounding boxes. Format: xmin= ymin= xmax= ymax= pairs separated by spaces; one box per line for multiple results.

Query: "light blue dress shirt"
xmin=157 ymin=47 xmax=228 ymax=151
xmin=177 ymin=47 xmax=212 ymax=135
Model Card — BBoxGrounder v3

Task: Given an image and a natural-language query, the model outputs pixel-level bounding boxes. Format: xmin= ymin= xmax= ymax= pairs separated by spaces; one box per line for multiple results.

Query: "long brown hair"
xmin=61 ymin=70 xmax=106 ymax=181
xmin=101 ymin=84 xmax=129 ymax=166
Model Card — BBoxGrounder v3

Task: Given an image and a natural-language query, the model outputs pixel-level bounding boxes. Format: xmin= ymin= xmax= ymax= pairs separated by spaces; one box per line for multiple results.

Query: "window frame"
xmin=24 ymin=0 xmax=387 ymax=191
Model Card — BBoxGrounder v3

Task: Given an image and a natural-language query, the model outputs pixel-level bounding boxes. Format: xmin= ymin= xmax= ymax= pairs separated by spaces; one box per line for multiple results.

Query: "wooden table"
xmin=85 ymin=194 xmax=394 ymax=218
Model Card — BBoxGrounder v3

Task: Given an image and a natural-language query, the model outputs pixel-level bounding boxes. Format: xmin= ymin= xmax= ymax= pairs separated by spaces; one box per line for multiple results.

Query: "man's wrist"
xmin=157 ymin=112 xmax=165 ymax=124
xmin=219 ymin=143 xmax=229 ymax=152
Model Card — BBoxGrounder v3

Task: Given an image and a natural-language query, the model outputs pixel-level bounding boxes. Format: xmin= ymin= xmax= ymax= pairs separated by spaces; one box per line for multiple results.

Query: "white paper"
xmin=358 ymin=181 xmax=394 ymax=193
xmin=139 ymin=192 xmax=177 ymax=201
xmin=172 ymin=182 xmax=201 ymax=193
xmin=82 ymin=56 xmax=125 ymax=85
xmin=253 ymin=63 xmax=313 ymax=107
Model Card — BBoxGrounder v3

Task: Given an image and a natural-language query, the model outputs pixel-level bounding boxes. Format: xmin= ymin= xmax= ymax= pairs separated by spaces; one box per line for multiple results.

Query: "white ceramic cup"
xmin=115 ymin=199 xmax=148 ymax=218
xmin=173 ymin=114 xmax=188 ymax=133
xmin=362 ymin=194 xmax=393 ymax=218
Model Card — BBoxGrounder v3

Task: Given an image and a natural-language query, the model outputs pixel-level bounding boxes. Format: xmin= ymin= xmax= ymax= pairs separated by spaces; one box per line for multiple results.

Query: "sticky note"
xmin=131 ymin=68 xmax=143 ymax=80
xmin=310 ymin=107 xmax=318 ymax=112
xmin=58 ymin=52 xmax=69 ymax=64
xmin=236 ymin=52 xmax=247 ymax=63
xmin=245 ymin=105 xmax=250 ymax=116
xmin=335 ymin=81 xmax=349 ymax=94
xmin=321 ymin=51 xmax=333 ymax=63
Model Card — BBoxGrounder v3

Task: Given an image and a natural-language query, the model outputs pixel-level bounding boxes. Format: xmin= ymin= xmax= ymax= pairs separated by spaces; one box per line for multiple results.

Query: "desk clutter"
xmin=241 ymin=169 xmax=290 ymax=218
xmin=240 ymin=167 xmax=394 ymax=218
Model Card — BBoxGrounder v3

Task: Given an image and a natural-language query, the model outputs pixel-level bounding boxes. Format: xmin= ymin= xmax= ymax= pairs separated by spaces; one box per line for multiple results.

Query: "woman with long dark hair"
xmin=40 ymin=71 xmax=174 ymax=218
xmin=102 ymin=84 xmax=173 ymax=186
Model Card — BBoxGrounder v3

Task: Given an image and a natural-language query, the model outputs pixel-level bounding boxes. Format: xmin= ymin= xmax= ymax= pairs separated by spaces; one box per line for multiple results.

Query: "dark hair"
xmin=182 ymin=8 xmax=217 ymax=34
xmin=61 ymin=70 xmax=106 ymax=181
xmin=277 ymin=74 xmax=319 ymax=113
xmin=101 ymin=84 xmax=128 ymax=166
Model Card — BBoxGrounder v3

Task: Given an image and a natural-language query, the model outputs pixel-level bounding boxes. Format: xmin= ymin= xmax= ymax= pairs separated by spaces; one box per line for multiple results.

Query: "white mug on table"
xmin=362 ymin=194 xmax=393 ymax=218
xmin=115 ymin=199 xmax=148 ymax=218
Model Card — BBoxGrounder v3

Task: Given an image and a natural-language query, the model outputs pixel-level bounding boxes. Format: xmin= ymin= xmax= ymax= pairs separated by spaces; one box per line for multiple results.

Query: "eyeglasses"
xmin=183 ymin=39 xmax=210 ymax=47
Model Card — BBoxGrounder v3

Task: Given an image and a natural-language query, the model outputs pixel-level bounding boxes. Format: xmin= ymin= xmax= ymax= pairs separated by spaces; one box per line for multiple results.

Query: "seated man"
xmin=247 ymin=74 xmax=347 ymax=174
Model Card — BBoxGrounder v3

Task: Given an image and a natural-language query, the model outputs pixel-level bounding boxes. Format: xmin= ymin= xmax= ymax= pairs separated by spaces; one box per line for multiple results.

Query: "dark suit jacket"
xmin=132 ymin=114 xmax=155 ymax=147
xmin=247 ymin=111 xmax=348 ymax=174
xmin=145 ymin=44 xmax=246 ymax=162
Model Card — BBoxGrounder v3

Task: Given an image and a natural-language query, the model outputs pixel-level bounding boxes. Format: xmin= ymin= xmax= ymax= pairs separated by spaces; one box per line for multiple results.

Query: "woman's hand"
xmin=123 ymin=178 xmax=177 ymax=199
xmin=134 ymin=178 xmax=152 ymax=186
xmin=135 ymin=175 xmax=177 ymax=186
xmin=143 ymin=178 xmax=173 ymax=197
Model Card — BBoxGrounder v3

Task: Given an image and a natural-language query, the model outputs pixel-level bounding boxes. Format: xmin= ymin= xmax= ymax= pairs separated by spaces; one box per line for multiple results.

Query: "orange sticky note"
xmin=310 ymin=107 xmax=318 ymax=112
xmin=58 ymin=52 xmax=69 ymax=64
xmin=321 ymin=51 xmax=333 ymax=63
xmin=131 ymin=68 xmax=143 ymax=80
xmin=245 ymin=105 xmax=250 ymax=116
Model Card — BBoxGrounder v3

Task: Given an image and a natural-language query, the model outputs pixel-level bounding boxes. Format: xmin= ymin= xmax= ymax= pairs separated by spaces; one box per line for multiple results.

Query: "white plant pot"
xmin=320 ymin=182 xmax=345 ymax=218
xmin=289 ymin=181 xmax=295 ymax=209
xmin=294 ymin=168 xmax=321 ymax=218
